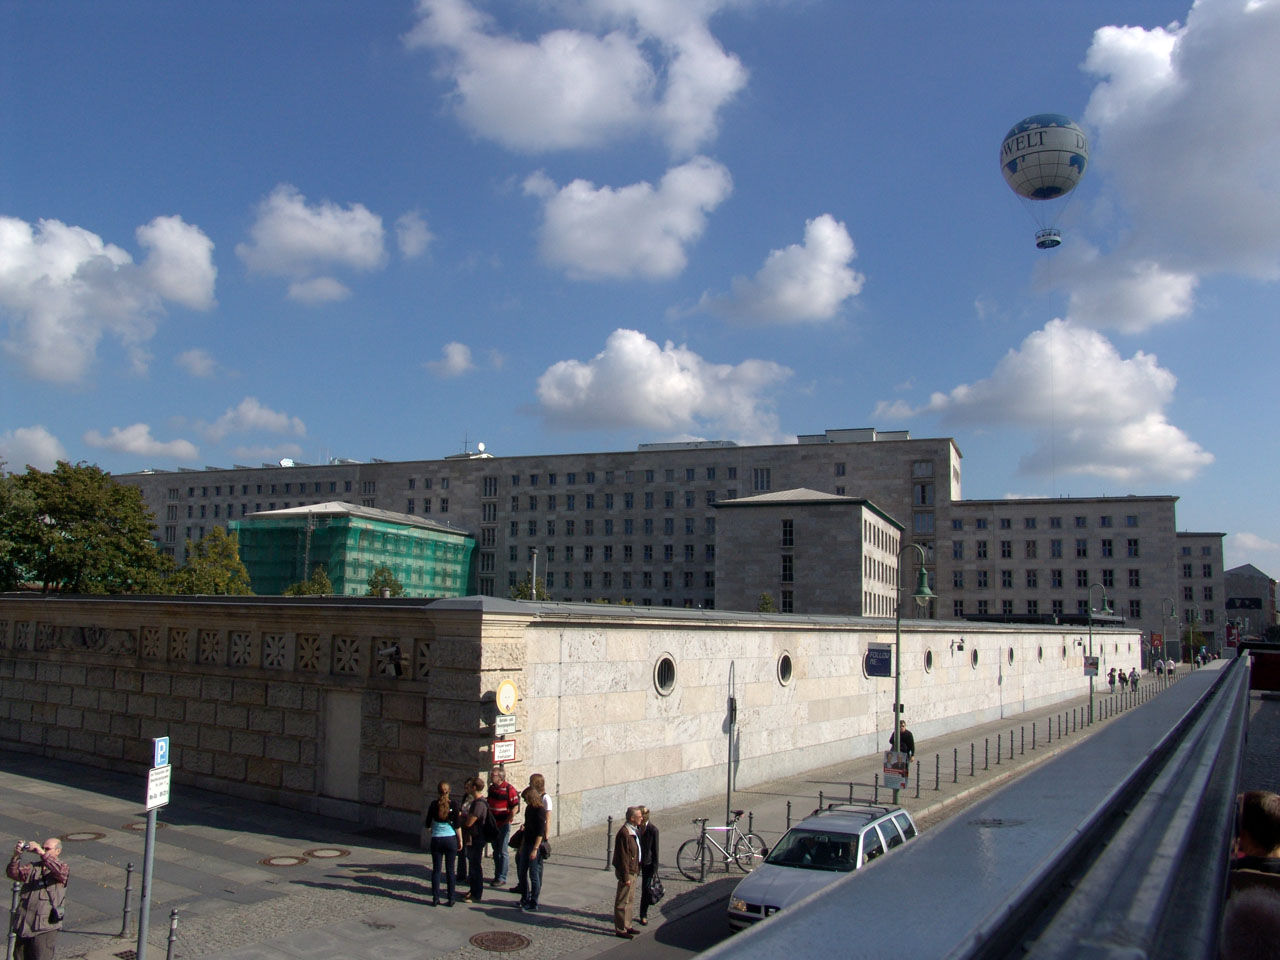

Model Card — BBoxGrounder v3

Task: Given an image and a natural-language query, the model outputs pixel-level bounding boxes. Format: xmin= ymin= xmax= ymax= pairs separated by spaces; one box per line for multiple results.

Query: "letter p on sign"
xmin=154 ymin=736 xmax=170 ymax=768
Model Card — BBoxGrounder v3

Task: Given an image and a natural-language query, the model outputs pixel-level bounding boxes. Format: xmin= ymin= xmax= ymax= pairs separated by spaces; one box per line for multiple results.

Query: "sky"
xmin=2 ymin=0 xmax=1278 ymax=572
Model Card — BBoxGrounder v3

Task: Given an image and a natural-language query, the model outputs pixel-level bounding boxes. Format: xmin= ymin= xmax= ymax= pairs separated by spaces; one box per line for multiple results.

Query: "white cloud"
xmin=1231 ymin=532 xmax=1280 ymax=555
xmin=287 ymin=277 xmax=351 ymax=304
xmin=235 ymin=185 xmax=385 ymax=301
xmin=177 ymin=348 xmax=217 ymax=378
xmin=396 ymin=211 xmax=434 ymax=258
xmin=1065 ymin=0 xmax=1280 ymax=327
xmin=204 ymin=397 xmax=306 ymax=443
xmin=874 ymin=319 xmax=1213 ymax=484
xmin=0 ymin=214 xmax=216 ymax=382
xmin=83 ymin=423 xmax=199 ymax=461
xmin=701 ymin=214 xmax=865 ymax=323
xmin=0 ymin=426 xmax=66 ymax=472
xmin=524 ymin=157 xmax=731 ymax=279
xmin=405 ymin=0 xmax=746 ymax=156
xmin=536 ymin=327 xmax=790 ymax=442
xmin=426 ymin=341 xmax=476 ymax=377
xmin=405 ymin=0 xmax=747 ymax=157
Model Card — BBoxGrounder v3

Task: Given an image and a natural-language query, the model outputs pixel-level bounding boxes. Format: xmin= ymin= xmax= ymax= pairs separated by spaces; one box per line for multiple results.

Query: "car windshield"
xmin=763 ymin=828 xmax=858 ymax=872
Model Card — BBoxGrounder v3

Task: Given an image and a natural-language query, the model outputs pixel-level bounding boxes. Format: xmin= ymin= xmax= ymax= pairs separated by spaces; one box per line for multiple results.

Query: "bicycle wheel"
xmin=677 ymin=837 xmax=713 ymax=881
xmin=733 ymin=833 xmax=767 ymax=872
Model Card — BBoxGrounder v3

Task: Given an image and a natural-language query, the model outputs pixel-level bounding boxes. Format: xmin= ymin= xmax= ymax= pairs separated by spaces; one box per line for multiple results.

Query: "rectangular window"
xmin=1100 ymin=516 xmax=1112 ymax=528
xmin=1075 ymin=516 xmax=1087 ymax=528
xmin=914 ymin=483 xmax=935 ymax=506
xmin=1102 ymin=569 xmax=1114 ymax=588
xmin=1205 ymin=609 xmax=1215 ymax=624
xmin=1000 ymin=540 xmax=1012 ymax=558
xmin=1182 ymin=563 xmax=1193 ymax=578
xmin=604 ymin=519 xmax=613 ymax=535
xmin=585 ymin=494 xmax=594 ymax=510
xmin=1051 ymin=569 xmax=1063 ymax=588
xmin=529 ymin=496 xmax=538 ymax=511
xmin=781 ymin=555 xmax=794 ymax=582
xmin=546 ymin=520 xmax=554 ymax=535
xmin=977 ymin=599 xmax=989 ymax=615
xmin=976 ymin=570 xmax=988 ymax=588
xmin=663 ymin=518 xmax=674 ymax=535
xmin=440 ymin=498 xmax=448 ymax=513
xmin=752 ymin=467 xmax=771 ymax=491
xmin=1128 ymin=539 xmax=1141 ymax=558
xmin=705 ymin=544 xmax=715 ymax=562
xmin=684 ymin=492 xmax=695 ymax=509
xmin=684 ymin=518 xmax=695 ymax=535
xmin=1026 ymin=599 xmax=1039 ymax=615
xmin=976 ymin=540 xmax=988 ymax=559
xmin=952 ymin=519 xmax=964 ymax=531
xmin=1202 ymin=563 xmax=1212 ymax=578
xmin=684 ymin=544 xmax=694 ymax=562
xmin=1076 ymin=539 xmax=1088 ymax=558
xmin=1128 ymin=599 xmax=1142 ymax=618
xmin=1203 ymin=586 xmax=1213 ymax=601
xmin=1050 ymin=517 xmax=1062 ymax=529
xmin=1026 ymin=569 xmax=1038 ymax=588
xmin=1025 ymin=540 xmax=1037 ymax=559
xmin=781 ymin=590 xmax=794 ymax=613
xmin=1101 ymin=539 xmax=1113 ymax=557
xmin=953 ymin=570 xmax=964 ymax=589
xmin=565 ymin=520 xmax=576 ymax=537
xmin=567 ymin=494 xmax=576 ymax=511
xmin=782 ymin=519 xmax=794 ymax=547
xmin=1002 ymin=600 xmax=1014 ymax=616
xmin=1001 ymin=570 xmax=1013 ymax=588
xmin=663 ymin=544 xmax=673 ymax=561
xmin=644 ymin=492 xmax=653 ymax=509
xmin=510 ymin=521 xmax=518 ymax=537
xmin=1050 ymin=539 xmax=1063 ymax=558
xmin=602 ymin=545 xmax=613 ymax=562
xmin=913 ymin=512 xmax=935 ymax=534
xmin=644 ymin=518 xmax=654 ymax=535
xmin=1129 ymin=569 xmax=1141 ymax=588
xmin=584 ymin=546 xmax=594 ymax=562
xmin=1025 ymin=517 xmax=1036 ymax=529
xmin=911 ymin=460 xmax=934 ymax=477
xmin=567 ymin=473 xmax=576 ymax=485
xmin=835 ymin=462 xmax=846 ymax=477
xmin=999 ymin=518 xmax=1012 ymax=530
xmin=975 ymin=518 xmax=988 ymax=530
xmin=953 ymin=599 xmax=964 ymax=617
xmin=643 ymin=545 xmax=653 ymax=561
xmin=1052 ymin=599 xmax=1064 ymax=616
xmin=623 ymin=518 xmax=633 ymax=535
xmin=952 ymin=540 xmax=964 ymax=560
xmin=1077 ymin=569 xmax=1089 ymax=589
xmin=604 ymin=494 xmax=614 ymax=509
xmin=1184 ymin=586 xmax=1194 ymax=601
xmin=1125 ymin=515 xmax=1138 ymax=527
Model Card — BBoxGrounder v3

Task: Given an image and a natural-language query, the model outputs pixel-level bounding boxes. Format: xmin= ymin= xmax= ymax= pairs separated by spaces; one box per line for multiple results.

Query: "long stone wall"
xmin=0 ymin=595 xmax=1140 ymax=840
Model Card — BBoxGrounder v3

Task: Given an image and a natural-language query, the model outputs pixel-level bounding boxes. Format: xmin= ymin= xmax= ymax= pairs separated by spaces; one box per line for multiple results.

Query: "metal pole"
xmin=984 ymin=738 xmax=989 ymax=770
xmin=953 ymin=747 xmax=958 ymax=783
xmin=120 ymin=862 xmax=135 ymax=936
xmin=873 ymin=775 xmax=879 ymax=803
xmin=605 ymin=816 xmax=612 ymax=869
xmin=786 ymin=801 xmax=791 ymax=830
xmin=996 ymin=734 xmax=1001 ymax=765
xmin=726 ymin=662 xmax=735 ymax=829
xmin=848 ymin=781 xmax=854 ymax=803
xmin=7 ymin=880 xmax=19 ymax=960
xmin=914 ymin=762 xmax=921 ymax=799
xmin=970 ymin=742 xmax=975 ymax=775
xmin=892 ymin=542 xmax=932 ymax=806
xmin=137 ymin=807 xmax=158 ymax=960
xmin=1020 ymin=726 xmax=1024 ymax=755
xmin=934 ymin=754 xmax=940 ymax=791
xmin=165 ymin=910 xmax=179 ymax=960
xmin=818 ymin=790 xmax=824 ymax=810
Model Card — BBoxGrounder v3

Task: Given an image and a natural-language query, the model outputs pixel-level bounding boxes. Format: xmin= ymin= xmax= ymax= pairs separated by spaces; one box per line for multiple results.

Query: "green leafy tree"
xmin=510 ymin=574 xmax=549 ymax=600
xmin=167 ymin=527 xmax=253 ymax=595
xmin=757 ymin=592 xmax=777 ymax=613
xmin=284 ymin=565 xmax=332 ymax=596
xmin=0 ymin=465 xmax=39 ymax=591
xmin=6 ymin=461 xmax=172 ymax=594
xmin=366 ymin=565 xmax=405 ymax=597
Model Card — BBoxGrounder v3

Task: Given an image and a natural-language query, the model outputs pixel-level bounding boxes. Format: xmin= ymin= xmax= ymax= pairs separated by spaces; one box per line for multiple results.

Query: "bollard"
xmin=914 ymin=761 xmax=921 ymax=799
xmin=984 ymin=738 xmax=989 ymax=771
xmin=605 ymin=816 xmax=613 ymax=869
xmin=970 ymin=742 xmax=975 ymax=776
xmin=1032 ymin=721 xmax=1037 ymax=750
xmin=873 ymin=775 xmax=879 ymax=803
xmin=120 ymin=862 xmax=135 ymax=936
xmin=786 ymin=800 xmax=792 ymax=830
xmin=1020 ymin=726 xmax=1025 ymax=755
xmin=165 ymin=909 xmax=179 ymax=960
xmin=996 ymin=733 xmax=1001 ymax=765
xmin=819 ymin=790 xmax=824 ymax=810
xmin=953 ymin=747 xmax=958 ymax=784
xmin=748 ymin=811 xmax=754 ymax=837
xmin=1010 ymin=729 xmax=1014 ymax=759
xmin=934 ymin=754 xmax=940 ymax=791
xmin=8 ymin=879 xmax=19 ymax=960
xmin=848 ymin=781 xmax=854 ymax=804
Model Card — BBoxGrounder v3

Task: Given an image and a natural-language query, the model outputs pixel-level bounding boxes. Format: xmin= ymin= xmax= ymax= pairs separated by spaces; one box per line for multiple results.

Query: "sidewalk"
xmin=0 ymin=669 xmax=1194 ymax=960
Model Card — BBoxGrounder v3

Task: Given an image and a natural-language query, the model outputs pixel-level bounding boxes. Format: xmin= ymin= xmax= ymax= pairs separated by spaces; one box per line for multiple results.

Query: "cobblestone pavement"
xmin=1242 ymin=688 xmax=1280 ymax=794
xmin=0 ymin=669 xmax=1195 ymax=960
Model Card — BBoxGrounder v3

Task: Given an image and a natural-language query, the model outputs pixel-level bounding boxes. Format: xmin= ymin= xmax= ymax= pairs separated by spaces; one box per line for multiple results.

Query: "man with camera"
xmin=7 ymin=837 xmax=69 ymax=959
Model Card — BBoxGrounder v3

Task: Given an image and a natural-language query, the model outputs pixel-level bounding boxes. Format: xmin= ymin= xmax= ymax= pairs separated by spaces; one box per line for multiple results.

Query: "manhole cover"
xmin=123 ymin=822 xmax=167 ymax=832
xmin=303 ymin=847 xmax=350 ymax=859
xmin=64 ymin=832 xmax=105 ymax=842
xmin=470 ymin=931 xmax=532 ymax=952
xmin=258 ymin=855 xmax=308 ymax=867
xmin=970 ymin=818 xmax=1027 ymax=829
xmin=114 ymin=950 xmax=138 ymax=959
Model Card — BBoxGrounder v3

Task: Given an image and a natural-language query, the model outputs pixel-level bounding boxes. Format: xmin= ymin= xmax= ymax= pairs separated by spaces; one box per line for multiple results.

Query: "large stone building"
xmin=1224 ymin=563 xmax=1277 ymax=641
xmin=116 ymin=427 xmax=1223 ymax=654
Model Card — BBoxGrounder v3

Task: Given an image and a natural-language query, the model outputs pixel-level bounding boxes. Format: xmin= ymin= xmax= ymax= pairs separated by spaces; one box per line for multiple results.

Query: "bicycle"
xmin=676 ymin=810 xmax=767 ymax=881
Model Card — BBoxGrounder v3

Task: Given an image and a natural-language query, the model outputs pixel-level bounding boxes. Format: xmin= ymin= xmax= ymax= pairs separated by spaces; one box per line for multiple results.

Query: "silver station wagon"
xmin=727 ymin=803 xmax=918 ymax=931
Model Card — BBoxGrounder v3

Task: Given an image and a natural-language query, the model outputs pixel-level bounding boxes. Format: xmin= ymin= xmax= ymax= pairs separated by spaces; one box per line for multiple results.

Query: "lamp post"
xmin=1189 ymin=602 xmax=1202 ymax=664
xmin=893 ymin=542 xmax=935 ymax=803
xmin=1162 ymin=597 xmax=1176 ymax=687
xmin=1087 ymin=583 xmax=1110 ymax=724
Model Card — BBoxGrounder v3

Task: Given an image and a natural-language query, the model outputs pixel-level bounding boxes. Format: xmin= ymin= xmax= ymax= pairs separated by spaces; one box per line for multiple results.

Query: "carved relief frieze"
xmin=413 ymin=639 xmax=431 ymax=681
xmin=0 ymin=621 xmax=10 ymax=649
xmin=334 ymin=635 xmax=360 ymax=675
xmin=296 ymin=634 xmax=323 ymax=671
xmin=229 ymin=630 xmax=255 ymax=667
xmin=198 ymin=629 xmax=225 ymax=664
xmin=168 ymin=627 xmax=191 ymax=661
xmin=263 ymin=633 xmax=287 ymax=669
xmin=141 ymin=625 xmax=163 ymax=658
xmin=35 ymin=622 xmax=55 ymax=650
xmin=14 ymin=622 xmax=32 ymax=651
xmin=75 ymin=625 xmax=138 ymax=655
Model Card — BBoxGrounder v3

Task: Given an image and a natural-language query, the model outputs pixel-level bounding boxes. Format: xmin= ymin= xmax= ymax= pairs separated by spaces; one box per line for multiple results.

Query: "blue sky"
xmin=2 ymin=0 xmax=1277 ymax=573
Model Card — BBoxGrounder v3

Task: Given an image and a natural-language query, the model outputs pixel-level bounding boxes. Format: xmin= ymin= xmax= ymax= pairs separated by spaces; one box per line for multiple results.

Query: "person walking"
xmin=1129 ymin=667 xmax=1140 ymax=693
xmin=459 ymin=777 xmax=489 ymax=903
xmin=515 ymin=786 xmax=547 ymax=911
xmin=612 ymin=806 xmax=642 ymax=938
xmin=488 ymin=766 xmax=520 ymax=888
xmin=1108 ymin=667 xmax=1117 ymax=693
xmin=7 ymin=837 xmax=69 ymax=959
xmin=637 ymin=806 xmax=660 ymax=926
xmin=513 ymin=773 xmax=553 ymax=899
xmin=426 ymin=781 xmax=461 ymax=906
xmin=889 ymin=720 xmax=915 ymax=761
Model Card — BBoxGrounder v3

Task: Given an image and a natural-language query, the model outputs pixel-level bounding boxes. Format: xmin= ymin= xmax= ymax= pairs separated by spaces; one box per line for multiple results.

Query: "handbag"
xmin=539 ymin=840 xmax=550 ymax=860
xmin=647 ymin=875 xmax=665 ymax=904
xmin=509 ymin=827 xmax=524 ymax=849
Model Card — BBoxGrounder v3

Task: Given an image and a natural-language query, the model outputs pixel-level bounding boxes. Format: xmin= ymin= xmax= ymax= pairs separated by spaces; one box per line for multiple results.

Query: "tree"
xmin=757 ymin=593 xmax=776 ymax=613
xmin=5 ymin=461 xmax=172 ymax=594
xmin=0 ymin=465 xmax=38 ymax=591
xmin=166 ymin=527 xmax=253 ymax=595
xmin=510 ymin=575 xmax=549 ymax=601
xmin=366 ymin=565 xmax=405 ymax=597
xmin=284 ymin=565 xmax=332 ymax=596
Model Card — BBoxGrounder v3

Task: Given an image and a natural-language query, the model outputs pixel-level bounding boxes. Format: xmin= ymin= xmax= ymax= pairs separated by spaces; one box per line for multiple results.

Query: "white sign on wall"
xmin=146 ymin=764 xmax=172 ymax=811
xmin=492 ymin=739 xmax=518 ymax=764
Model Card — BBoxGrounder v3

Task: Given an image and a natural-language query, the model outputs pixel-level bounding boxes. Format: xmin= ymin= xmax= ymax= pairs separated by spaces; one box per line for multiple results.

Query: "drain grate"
xmin=303 ymin=847 xmax=350 ymax=859
xmin=64 ymin=831 xmax=105 ymax=842
xmin=470 ymin=931 xmax=532 ymax=952
xmin=259 ymin=855 xmax=308 ymax=867
xmin=114 ymin=950 xmax=138 ymax=959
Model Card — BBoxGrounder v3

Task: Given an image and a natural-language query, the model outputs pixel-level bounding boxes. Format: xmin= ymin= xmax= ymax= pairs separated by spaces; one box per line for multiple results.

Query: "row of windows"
xmin=180 ymin=499 xmax=416 ymax=520
xmin=954 ymin=538 xmax=1142 ymax=560
xmin=953 ymin=598 xmax=1145 ymax=618
xmin=503 ymin=489 xmax=732 ymax=513
xmin=1180 ymin=545 xmax=1215 ymax=557
xmin=506 ymin=544 xmax=715 ymax=564
xmin=173 ymin=479 xmax=380 ymax=499
xmin=956 ymin=569 xmax=1144 ymax=590
xmin=862 ymin=520 xmax=898 ymax=554
xmin=507 ymin=467 xmax=740 ymax=487
xmin=1181 ymin=563 xmax=1216 ymax=578
xmin=950 ymin=514 xmax=1141 ymax=531
xmin=403 ymin=498 xmax=450 ymax=514
xmin=504 ymin=517 xmax=716 ymax=538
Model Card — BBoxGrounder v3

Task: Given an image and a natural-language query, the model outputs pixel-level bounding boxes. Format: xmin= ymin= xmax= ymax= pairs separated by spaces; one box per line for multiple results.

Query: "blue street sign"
xmin=865 ymin=646 xmax=892 ymax=678
xmin=153 ymin=736 xmax=170 ymax=768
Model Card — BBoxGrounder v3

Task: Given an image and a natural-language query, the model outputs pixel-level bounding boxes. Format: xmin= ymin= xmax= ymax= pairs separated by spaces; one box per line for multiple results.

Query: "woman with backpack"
xmin=426 ymin=781 xmax=462 ymax=906
xmin=459 ymin=778 xmax=490 ymax=903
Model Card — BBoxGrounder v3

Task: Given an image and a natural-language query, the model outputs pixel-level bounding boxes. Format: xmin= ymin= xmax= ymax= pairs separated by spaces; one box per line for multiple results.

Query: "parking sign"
xmin=153 ymin=736 xmax=170 ymax=768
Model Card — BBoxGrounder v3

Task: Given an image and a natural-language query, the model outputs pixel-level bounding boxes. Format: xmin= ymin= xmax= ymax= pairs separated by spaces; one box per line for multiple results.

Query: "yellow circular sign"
xmin=496 ymin=680 xmax=519 ymax=715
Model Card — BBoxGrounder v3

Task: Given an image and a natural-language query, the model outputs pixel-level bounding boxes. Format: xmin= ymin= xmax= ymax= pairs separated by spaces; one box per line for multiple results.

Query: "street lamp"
xmin=893 ymin=542 xmax=935 ymax=802
xmin=1162 ymin=596 xmax=1176 ymax=687
xmin=1189 ymin=602 xmax=1202 ymax=664
xmin=1087 ymin=583 xmax=1110 ymax=724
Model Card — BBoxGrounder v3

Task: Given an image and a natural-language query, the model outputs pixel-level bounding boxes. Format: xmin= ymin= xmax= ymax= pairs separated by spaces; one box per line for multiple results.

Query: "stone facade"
xmin=0 ymin=594 xmax=1140 ymax=839
xmin=1224 ymin=563 xmax=1278 ymax=640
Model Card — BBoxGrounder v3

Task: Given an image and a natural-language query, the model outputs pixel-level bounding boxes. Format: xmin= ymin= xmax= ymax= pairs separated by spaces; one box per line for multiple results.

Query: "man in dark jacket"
xmin=889 ymin=720 xmax=915 ymax=761
xmin=8 ymin=837 xmax=69 ymax=959
xmin=612 ymin=807 xmax=642 ymax=938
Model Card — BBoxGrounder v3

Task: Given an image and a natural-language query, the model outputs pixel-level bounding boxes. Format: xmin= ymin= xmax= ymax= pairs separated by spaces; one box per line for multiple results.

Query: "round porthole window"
xmin=970 ymin=648 xmax=980 ymax=669
xmin=924 ymin=649 xmax=934 ymax=673
xmin=654 ymin=654 xmax=677 ymax=696
xmin=777 ymin=652 xmax=794 ymax=686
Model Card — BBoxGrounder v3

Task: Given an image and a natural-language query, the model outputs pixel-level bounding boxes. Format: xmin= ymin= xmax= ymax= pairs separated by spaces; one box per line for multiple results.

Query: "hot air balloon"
xmin=1000 ymin=114 xmax=1088 ymax=249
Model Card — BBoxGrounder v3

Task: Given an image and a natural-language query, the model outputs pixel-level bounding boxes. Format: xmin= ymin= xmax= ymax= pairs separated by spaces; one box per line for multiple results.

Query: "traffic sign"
xmin=145 ymin=764 xmax=172 ymax=810
xmin=495 ymin=713 xmax=517 ymax=735
xmin=492 ymin=739 xmax=518 ymax=764
xmin=496 ymin=680 xmax=519 ymax=715
xmin=153 ymin=736 xmax=170 ymax=768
